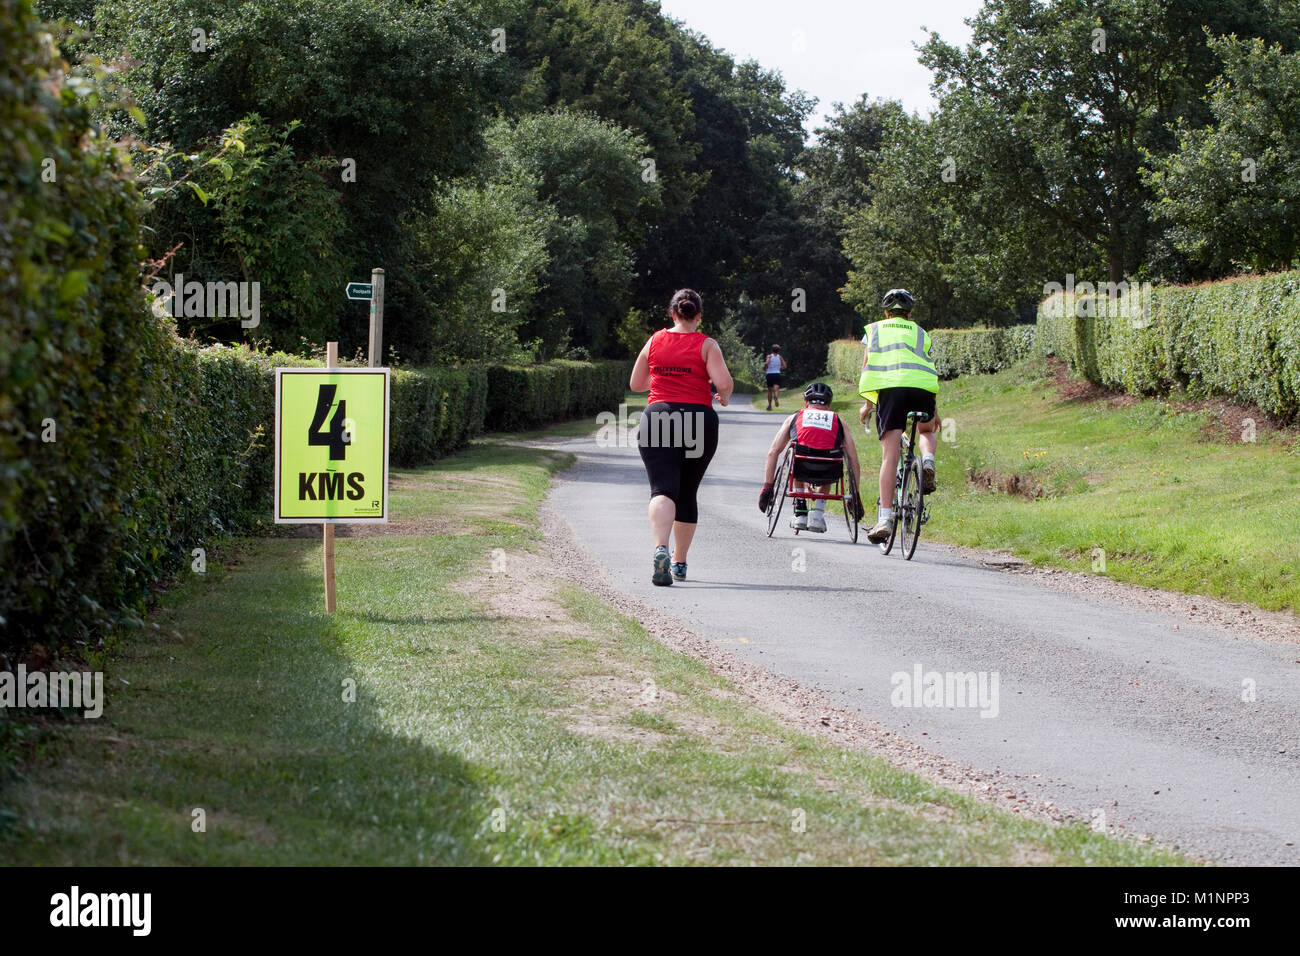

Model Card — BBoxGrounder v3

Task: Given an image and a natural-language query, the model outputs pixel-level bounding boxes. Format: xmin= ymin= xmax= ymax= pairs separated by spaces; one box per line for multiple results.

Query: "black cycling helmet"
xmin=803 ymin=382 xmax=833 ymax=406
xmin=881 ymin=288 xmax=915 ymax=312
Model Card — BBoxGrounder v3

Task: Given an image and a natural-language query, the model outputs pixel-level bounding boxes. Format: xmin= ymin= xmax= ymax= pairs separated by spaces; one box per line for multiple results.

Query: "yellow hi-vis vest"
xmin=857 ymin=318 xmax=939 ymax=404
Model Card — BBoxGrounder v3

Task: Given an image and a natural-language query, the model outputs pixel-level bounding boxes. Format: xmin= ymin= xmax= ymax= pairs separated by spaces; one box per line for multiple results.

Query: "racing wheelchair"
xmin=765 ymin=441 xmax=861 ymax=542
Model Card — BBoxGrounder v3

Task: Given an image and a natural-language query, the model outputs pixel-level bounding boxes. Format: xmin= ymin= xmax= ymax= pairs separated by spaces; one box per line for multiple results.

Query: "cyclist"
xmin=857 ymin=289 xmax=940 ymax=544
xmin=758 ymin=382 xmax=864 ymax=533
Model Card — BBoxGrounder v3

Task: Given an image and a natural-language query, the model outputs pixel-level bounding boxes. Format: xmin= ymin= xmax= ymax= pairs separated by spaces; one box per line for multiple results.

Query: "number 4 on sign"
xmin=308 ymin=384 xmax=350 ymax=459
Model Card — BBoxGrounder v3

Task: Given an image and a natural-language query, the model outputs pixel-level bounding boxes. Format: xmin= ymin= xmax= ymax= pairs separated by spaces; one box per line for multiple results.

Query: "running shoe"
xmin=652 ymin=546 xmax=672 ymax=586
xmin=866 ymin=518 xmax=892 ymax=544
xmin=807 ymin=510 xmax=827 ymax=533
xmin=922 ymin=459 xmax=937 ymax=493
xmin=791 ymin=501 xmax=808 ymax=530
xmin=671 ymin=562 xmax=687 ymax=581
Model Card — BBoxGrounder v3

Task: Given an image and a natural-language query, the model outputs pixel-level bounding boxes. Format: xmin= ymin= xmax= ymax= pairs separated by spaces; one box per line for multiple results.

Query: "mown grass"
xmin=1 ymin=436 xmax=1187 ymax=865
xmin=816 ymin=359 xmax=1299 ymax=612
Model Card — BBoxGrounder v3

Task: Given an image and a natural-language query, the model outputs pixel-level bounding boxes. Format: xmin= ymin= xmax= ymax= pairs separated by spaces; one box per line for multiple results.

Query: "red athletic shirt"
xmin=794 ymin=405 xmax=842 ymax=450
xmin=647 ymin=329 xmax=712 ymax=405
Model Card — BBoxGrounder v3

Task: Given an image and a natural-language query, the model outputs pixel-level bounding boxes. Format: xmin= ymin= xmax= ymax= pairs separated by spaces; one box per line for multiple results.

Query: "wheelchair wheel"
xmin=900 ymin=458 xmax=924 ymax=561
xmin=844 ymin=467 xmax=860 ymax=544
xmin=766 ymin=447 xmax=792 ymax=537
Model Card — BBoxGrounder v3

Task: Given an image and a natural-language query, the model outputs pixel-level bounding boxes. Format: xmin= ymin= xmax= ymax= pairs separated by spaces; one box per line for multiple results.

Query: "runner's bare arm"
xmin=630 ymin=338 xmax=652 ymax=392
xmin=704 ymin=337 xmax=733 ymax=404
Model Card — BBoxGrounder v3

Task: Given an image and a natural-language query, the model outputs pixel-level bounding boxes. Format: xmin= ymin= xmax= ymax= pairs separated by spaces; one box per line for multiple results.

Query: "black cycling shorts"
xmin=637 ymin=402 xmax=720 ymax=524
xmin=765 ymin=372 xmax=782 ymax=387
xmin=873 ymin=386 xmax=937 ymax=439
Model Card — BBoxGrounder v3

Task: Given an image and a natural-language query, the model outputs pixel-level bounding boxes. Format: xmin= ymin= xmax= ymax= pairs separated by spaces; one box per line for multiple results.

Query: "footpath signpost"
xmin=274 ymin=342 xmax=390 ymax=612
xmin=272 ymin=269 xmax=388 ymax=612
xmin=345 ymin=267 xmax=385 ymax=368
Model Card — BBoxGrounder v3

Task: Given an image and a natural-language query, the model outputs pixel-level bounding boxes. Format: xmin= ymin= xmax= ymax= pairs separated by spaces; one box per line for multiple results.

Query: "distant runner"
xmin=763 ymin=345 xmax=787 ymax=410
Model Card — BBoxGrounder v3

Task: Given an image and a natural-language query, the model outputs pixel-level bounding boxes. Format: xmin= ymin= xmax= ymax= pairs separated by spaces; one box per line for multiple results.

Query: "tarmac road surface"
xmin=543 ymin=395 xmax=1300 ymax=864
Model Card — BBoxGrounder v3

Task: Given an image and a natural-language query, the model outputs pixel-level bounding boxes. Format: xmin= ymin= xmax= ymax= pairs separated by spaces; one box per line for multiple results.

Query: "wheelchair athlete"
xmin=758 ymin=382 xmax=865 ymax=532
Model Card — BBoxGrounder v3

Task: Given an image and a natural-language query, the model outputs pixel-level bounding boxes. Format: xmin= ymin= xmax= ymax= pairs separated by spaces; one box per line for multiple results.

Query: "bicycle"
xmin=878 ymin=411 xmax=931 ymax=560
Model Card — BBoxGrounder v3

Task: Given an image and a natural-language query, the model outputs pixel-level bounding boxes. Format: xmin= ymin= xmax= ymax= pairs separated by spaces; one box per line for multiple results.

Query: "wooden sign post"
xmin=323 ymin=341 xmax=338 ymax=613
xmin=345 ymin=269 xmax=385 ymax=367
xmin=273 ymin=341 xmax=390 ymax=615
xmin=368 ymin=268 xmax=384 ymax=367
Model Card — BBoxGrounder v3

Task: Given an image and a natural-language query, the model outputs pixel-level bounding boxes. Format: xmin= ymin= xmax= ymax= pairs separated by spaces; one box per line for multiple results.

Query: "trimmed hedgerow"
xmin=1038 ymin=274 xmax=1300 ymax=419
xmin=930 ymin=326 xmax=1037 ymax=378
xmin=826 ymin=326 xmax=1037 ymax=388
xmin=1 ymin=0 xmax=159 ymax=653
xmin=390 ymin=365 xmax=490 ymax=466
xmin=0 ymin=0 xmax=627 ymax=656
xmin=826 ymin=339 xmax=863 ymax=386
xmin=483 ymin=360 xmax=627 ymax=431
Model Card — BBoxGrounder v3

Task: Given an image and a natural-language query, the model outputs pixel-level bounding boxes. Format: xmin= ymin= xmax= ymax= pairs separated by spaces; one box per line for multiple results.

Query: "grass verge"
xmin=1 ymin=437 xmax=1186 ymax=864
xmin=818 ymin=359 xmax=1298 ymax=613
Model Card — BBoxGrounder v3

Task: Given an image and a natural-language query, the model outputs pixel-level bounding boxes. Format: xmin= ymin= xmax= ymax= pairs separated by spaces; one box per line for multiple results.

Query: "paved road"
xmin=543 ymin=395 xmax=1300 ymax=864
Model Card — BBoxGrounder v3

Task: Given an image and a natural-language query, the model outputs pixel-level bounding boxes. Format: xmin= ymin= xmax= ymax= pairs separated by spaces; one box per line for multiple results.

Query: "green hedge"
xmin=484 ymin=360 xmax=628 ymax=431
xmin=931 ymin=326 xmax=1037 ymax=377
xmin=826 ymin=326 xmax=1038 ymax=388
xmin=2 ymin=0 xmax=156 ymax=653
xmin=1 ymin=0 xmax=628 ymax=656
xmin=3 ymin=315 xmax=624 ymax=654
xmin=827 ymin=339 xmax=863 ymax=385
xmin=1038 ymin=274 xmax=1300 ymax=419
xmin=390 ymin=365 xmax=489 ymax=466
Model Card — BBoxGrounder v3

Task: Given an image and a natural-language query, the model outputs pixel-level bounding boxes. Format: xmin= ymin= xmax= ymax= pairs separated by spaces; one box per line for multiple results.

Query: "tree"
xmin=1146 ymin=36 xmax=1300 ymax=275
xmin=792 ymin=97 xmax=907 ymax=341
xmin=90 ymin=0 xmax=508 ymax=356
xmin=142 ymin=116 xmax=349 ymax=351
xmin=484 ymin=109 xmax=660 ymax=356
xmin=800 ymin=96 xmax=903 ymax=214
xmin=640 ymin=28 xmax=818 ymax=368
xmin=398 ymin=175 xmax=552 ymax=363
xmin=841 ymin=109 xmax=1032 ymax=328
xmin=919 ymin=0 xmax=1300 ymax=284
xmin=505 ymin=0 xmax=700 ymax=221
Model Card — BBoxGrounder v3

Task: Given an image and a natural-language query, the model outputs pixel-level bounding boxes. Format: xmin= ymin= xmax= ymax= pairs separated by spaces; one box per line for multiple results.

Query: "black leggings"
xmin=637 ymin=402 xmax=719 ymax=524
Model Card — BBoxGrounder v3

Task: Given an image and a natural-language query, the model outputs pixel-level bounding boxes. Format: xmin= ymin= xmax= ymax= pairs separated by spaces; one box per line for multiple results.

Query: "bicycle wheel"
xmin=766 ymin=448 xmax=792 ymax=537
xmin=843 ymin=468 xmax=859 ymax=543
xmin=900 ymin=458 xmax=924 ymax=561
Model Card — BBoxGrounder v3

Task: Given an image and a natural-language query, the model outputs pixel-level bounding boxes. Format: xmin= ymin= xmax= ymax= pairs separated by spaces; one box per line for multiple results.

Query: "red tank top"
xmin=795 ymin=405 xmax=841 ymax=450
xmin=647 ymin=329 xmax=712 ymax=405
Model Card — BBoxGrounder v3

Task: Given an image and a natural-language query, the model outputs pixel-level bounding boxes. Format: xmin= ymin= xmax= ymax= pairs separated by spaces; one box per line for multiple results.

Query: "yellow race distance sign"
xmin=275 ymin=368 xmax=390 ymax=523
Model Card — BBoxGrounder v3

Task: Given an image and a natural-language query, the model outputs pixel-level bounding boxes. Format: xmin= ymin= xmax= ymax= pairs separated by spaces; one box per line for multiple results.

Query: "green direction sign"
xmin=275 ymin=368 xmax=390 ymax=523
xmin=345 ymin=282 xmax=373 ymax=301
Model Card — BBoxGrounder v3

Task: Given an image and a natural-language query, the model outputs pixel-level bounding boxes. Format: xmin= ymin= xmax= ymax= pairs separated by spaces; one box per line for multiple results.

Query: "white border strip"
xmin=274 ymin=367 xmax=390 ymax=524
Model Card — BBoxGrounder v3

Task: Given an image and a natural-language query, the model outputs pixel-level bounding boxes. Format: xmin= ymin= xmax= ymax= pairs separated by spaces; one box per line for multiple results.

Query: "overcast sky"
xmin=655 ymin=0 xmax=983 ymax=132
